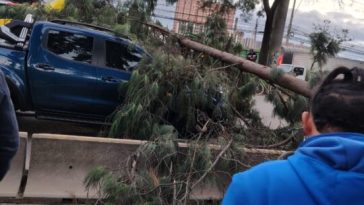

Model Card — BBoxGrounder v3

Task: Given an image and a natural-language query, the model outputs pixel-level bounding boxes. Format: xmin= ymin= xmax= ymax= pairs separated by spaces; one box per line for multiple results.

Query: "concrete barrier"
xmin=0 ymin=132 xmax=27 ymax=197
xmin=23 ymin=134 xmax=142 ymax=199
xmin=188 ymin=144 xmax=285 ymax=200
xmin=17 ymin=133 xmax=286 ymax=200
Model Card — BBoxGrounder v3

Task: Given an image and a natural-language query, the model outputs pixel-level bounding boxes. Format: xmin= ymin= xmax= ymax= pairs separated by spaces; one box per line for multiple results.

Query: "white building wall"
xmin=323 ymin=57 xmax=364 ymax=70
xmin=289 ymin=47 xmax=364 ymax=71
xmin=292 ymin=52 xmax=312 ymax=69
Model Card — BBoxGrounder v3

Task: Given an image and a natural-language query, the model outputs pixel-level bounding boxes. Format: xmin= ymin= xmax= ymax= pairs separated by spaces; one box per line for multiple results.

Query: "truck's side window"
xmin=105 ymin=41 xmax=142 ymax=71
xmin=47 ymin=30 xmax=93 ymax=64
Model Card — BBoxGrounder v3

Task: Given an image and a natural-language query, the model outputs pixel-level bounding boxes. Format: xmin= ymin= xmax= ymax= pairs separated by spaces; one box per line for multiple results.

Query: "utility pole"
xmin=286 ymin=0 xmax=297 ymax=45
xmin=253 ymin=18 xmax=258 ymax=49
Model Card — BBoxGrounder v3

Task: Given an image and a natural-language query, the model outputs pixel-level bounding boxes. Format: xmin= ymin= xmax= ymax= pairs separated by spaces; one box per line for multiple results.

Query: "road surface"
xmin=253 ymin=95 xmax=288 ymax=129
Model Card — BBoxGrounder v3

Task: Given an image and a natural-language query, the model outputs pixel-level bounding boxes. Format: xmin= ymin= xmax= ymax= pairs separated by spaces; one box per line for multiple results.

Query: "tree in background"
xmin=200 ymin=0 xmax=290 ymax=66
xmin=202 ymin=0 xmax=349 ymax=66
xmin=309 ymin=20 xmax=350 ymax=72
xmin=258 ymin=0 xmax=290 ymax=66
xmin=0 ymin=2 xmax=36 ymax=20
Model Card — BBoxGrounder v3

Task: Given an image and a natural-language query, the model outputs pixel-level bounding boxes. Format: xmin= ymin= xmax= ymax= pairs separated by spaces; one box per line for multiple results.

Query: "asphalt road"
xmin=253 ymin=95 xmax=288 ymax=129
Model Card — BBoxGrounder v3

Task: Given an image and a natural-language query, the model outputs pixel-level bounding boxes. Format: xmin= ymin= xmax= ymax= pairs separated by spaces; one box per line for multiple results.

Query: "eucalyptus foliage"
xmin=96 ymin=6 xmax=304 ymax=203
xmin=109 ymin=48 xmax=260 ymax=139
xmin=98 ymin=8 xmax=304 ymax=203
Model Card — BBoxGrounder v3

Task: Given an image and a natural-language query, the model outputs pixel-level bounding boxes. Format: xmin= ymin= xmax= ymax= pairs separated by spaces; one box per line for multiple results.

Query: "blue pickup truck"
xmin=0 ymin=15 xmax=146 ymax=124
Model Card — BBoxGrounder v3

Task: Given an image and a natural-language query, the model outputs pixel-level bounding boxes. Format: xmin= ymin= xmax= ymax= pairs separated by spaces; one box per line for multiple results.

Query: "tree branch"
xmin=182 ymin=131 xmax=203 ymax=204
xmin=191 ymin=138 xmax=233 ymax=189
xmin=139 ymin=181 xmax=186 ymax=196
xmin=262 ymin=0 xmax=270 ymax=14
xmin=172 ymin=179 xmax=177 ymax=205
xmin=221 ymin=156 xmax=251 ymax=168
xmin=230 ymin=104 xmax=251 ymax=127
xmin=276 ymin=90 xmax=295 ymax=124
xmin=208 ymin=63 xmax=240 ymax=72
xmin=245 ymin=135 xmax=294 ymax=149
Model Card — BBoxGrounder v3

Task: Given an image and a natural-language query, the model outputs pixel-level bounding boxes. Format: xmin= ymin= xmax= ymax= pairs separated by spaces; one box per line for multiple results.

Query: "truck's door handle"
xmin=35 ymin=63 xmax=55 ymax=71
xmin=101 ymin=76 xmax=120 ymax=83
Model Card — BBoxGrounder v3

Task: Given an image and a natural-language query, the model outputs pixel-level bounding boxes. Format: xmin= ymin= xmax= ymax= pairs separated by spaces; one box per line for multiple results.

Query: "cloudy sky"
xmin=285 ymin=0 xmax=364 ymax=60
xmin=291 ymin=1 xmax=364 ymax=42
xmin=153 ymin=0 xmax=364 ymax=60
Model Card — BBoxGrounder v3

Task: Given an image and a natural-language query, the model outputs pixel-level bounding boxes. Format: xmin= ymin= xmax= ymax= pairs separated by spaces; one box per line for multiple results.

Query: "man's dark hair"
xmin=311 ymin=66 xmax=364 ymax=133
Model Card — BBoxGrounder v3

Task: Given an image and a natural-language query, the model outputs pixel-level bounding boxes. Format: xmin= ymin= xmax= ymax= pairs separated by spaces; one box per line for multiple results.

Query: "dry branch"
xmin=191 ymin=138 xmax=233 ymax=189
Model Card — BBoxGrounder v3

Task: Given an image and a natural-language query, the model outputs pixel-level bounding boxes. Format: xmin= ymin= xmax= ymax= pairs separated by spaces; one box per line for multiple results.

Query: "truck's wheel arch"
xmin=5 ymin=78 xmax=25 ymax=110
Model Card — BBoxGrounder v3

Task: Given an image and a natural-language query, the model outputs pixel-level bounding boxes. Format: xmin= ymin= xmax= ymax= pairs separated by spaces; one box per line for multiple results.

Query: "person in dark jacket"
xmin=246 ymin=49 xmax=257 ymax=62
xmin=0 ymin=70 xmax=19 ymax=180
xmin=222 ymin=66 xmax=364 ymax=205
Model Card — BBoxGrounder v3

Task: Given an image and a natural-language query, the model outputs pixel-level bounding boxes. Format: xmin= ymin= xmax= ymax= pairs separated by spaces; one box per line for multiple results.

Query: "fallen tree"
xmin=82 ymin=12 xmax=311 ymax=205
xmin=145 ymin=22 xmax=312 ymax=98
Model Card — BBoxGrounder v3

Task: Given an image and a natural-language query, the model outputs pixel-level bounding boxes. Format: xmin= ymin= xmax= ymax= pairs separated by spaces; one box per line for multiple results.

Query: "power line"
xmin=155 ymin=8 xmax=219 ymax=19
xmin=154 ymin=5 xmax=364 ymax=54
xmin=154 ymin=7 xmax=236 ymax=22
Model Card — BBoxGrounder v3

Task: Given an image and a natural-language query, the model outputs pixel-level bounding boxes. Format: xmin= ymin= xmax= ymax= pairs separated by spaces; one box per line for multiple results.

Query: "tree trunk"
xmin=310 ymin=60 xmax=316 ymax=71
xmin=178 ymin=38 xmax=312 ymax=98
xmin=258 ymin=14 xmax=273 ymax=65
xmin=269 ymin=0 xmax=290 ymax=62
xmin=258 ymin=0 xmax=290 ymax=66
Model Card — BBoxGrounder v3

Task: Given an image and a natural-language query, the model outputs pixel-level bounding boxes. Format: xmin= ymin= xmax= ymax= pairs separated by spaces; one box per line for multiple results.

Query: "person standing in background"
xmin=246 ymin=49 xmax=257 ymax=62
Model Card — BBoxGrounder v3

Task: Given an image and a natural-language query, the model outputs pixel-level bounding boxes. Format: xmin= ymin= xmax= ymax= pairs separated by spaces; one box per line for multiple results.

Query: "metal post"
xmin=286 ymin=0 xmax=296 ymax=45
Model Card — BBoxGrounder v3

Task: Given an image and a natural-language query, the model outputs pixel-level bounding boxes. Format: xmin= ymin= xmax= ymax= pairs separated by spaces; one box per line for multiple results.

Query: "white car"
xmin=278 ymin=64 xmax=307 ymax=81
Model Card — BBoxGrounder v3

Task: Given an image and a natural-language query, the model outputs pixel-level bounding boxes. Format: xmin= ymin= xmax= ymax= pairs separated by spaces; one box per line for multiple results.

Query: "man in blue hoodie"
xmin=0 ymin=70 xmax=19 ymax=180
xmin=222 ymin=66 xmax=364 ymax=205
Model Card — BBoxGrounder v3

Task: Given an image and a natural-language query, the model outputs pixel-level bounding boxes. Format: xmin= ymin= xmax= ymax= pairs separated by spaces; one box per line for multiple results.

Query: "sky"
xmin=291 ymin=0 xmax=364 ymax=41
xmin=284 ymin=0 xmax=364 ymax=60
xmin=153 ymin=0 xmax=364 ymax=61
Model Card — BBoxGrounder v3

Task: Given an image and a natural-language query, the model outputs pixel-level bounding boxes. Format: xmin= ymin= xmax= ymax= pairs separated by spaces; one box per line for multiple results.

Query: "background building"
xmin=172 ymin=0 xmax=235 ymax=34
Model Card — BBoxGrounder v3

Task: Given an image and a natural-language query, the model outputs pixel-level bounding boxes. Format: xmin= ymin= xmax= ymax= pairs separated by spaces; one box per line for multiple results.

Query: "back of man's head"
xmin=311 ymin=67 xmax=364 ymax=133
